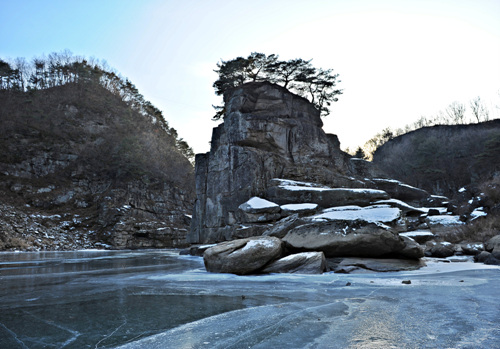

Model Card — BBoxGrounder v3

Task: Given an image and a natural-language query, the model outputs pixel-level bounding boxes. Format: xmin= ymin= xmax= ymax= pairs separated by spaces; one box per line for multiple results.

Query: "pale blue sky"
xmin=1 ymin=0 xmax=499 ymax=153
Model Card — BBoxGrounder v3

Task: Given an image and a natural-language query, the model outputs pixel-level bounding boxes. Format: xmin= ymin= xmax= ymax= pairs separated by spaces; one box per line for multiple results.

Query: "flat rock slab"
xmin=203 ymin=236 xmax=282 ymax=275
xmin=262 ymin=252 xmax=327 ymax=274
xmin=267 ymin=184 xmax=389 ymax=207
xmin=333 ymin=257 xmax=426 ymax=273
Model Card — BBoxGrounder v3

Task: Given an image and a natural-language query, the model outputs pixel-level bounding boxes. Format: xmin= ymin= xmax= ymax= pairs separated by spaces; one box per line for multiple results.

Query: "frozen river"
xmin=0 ymin=250 xmax=499 ymax=348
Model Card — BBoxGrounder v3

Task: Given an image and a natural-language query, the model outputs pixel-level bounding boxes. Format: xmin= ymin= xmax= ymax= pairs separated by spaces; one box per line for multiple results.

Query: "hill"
xmin=0 ymin=81 xmax=194 ymax=250
xmin=372 ymin=119 xmax=500 ymax=196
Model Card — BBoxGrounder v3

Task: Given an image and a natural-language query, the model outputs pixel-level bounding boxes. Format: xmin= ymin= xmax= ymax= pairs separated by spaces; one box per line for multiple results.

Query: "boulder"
xmin=475 ymin=251 xmax=500 ymax=265
xmin=203 ymin=236 xmax=283 ymax=275
xmin=399 ymin=230 xmax=435 ymax=244
xmin=262 ymin=252 xmax=327 ymax=274
xmin=428 ymin=242 xmax=455 ymax=258
xmin=460 ymin=242 xmax=484 ymax=255
xmin=333 ymin=257 xmax=425 ymax=273
xmin=485 ymin=235 xmax=500 ymax=259
xmin=282 ymin=220 xmax=406 ymax=258
xmin=398 ymin=236 xmax=425 ymax=259
xmin=262 ymin=214 xmax=305 ymax=239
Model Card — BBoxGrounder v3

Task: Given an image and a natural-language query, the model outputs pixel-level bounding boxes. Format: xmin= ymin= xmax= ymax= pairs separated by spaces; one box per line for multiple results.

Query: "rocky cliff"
xmin=0 ymin=84 xmax=194 ymax=250
xmin=190 ymin=82 xmax=393 ymax=244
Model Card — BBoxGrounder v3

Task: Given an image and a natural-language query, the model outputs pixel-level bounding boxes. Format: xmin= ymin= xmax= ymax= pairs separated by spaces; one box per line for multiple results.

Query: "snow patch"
xmin=400 ymin=231 xmax=434 ymax=238
xmin=280 ymin=252 xmax=319 ymax=261
xmin=281 ymin=203 xmax=318 ymax=211
xmin=245 ymin=197 xmax=279 ymax=209
xmin=241 ymin=239 xmax=276 ymax=252
xmin=426 ymin=215 xmax=464 ymax=226
xmin=311 ymin=205 xmax=401 ymax=223
xmin=458 ymin=187 xmax=466 ymax=193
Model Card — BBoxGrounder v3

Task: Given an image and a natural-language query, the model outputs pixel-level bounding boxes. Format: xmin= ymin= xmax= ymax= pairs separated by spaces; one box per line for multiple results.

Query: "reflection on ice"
xmin=0 ymin=250 xmax=499 ymax=348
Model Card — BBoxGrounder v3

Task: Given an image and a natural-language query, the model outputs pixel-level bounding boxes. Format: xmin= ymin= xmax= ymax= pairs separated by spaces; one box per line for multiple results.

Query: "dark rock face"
xmin=203 ymin=236 xmax=283 ymax=274
xmin=190 ymin=82 xmax=359 ymax=244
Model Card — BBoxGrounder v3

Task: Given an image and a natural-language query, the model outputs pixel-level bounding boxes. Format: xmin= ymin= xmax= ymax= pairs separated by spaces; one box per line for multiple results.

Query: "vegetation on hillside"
xmin=371 ymin=120 xmax=500 ymax=196
xmin=0 ymin=50 xmax=194 ymax=161
xmin=212 ymin=52 xmax=342 ymax=119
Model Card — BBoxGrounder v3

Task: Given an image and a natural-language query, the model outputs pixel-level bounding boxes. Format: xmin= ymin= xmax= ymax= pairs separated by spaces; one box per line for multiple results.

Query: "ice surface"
xmin=2 ymin=251 xmax=500 ymax=349
xmin=311 ymin=205 xmax=401 ymax=223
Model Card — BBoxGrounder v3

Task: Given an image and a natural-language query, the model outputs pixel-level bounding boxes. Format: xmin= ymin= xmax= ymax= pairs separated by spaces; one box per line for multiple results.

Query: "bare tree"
xmin=445 ymin=102 xmax=467 ymax=124
xmin=470 ymin=97 xmax=489 ymax=123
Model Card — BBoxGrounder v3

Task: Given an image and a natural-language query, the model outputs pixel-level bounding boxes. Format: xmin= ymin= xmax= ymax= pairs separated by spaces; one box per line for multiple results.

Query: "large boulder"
xmin=203 ymin=236 xmax=283 ymax=275
xmin=485 ymin=235 xmax=500 ymax=259
xmin=282 ymin=220 xmax=406 ymax=258
xmin=262 ymin=252 xmax=327 ymax=274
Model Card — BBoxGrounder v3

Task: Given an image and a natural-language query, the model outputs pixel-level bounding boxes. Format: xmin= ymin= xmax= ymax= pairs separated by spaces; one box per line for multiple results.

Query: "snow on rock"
xmin=471 ymin=208 xmax=487 ymax=220
xmin=271 ymin=178 xmax=330 ymax=189
xmin=426 ymin=215 xmax=465 ymax=226
xmin=238 ymin=197 xmax=280 ymax=214
xmin=374 ymin=199 xmax=426 ymax=214
xmin=281 ymin=203 xmax=318 ymax=212
xmin=310 ymin=205 xmax=401 ymax=223
xmin=458 ymin=187 xmax=467 ymax=193
xmin=400 ymin=230 xmax=434 ymax=244
xmin=240 ymin=239 xmax=278 ymax=252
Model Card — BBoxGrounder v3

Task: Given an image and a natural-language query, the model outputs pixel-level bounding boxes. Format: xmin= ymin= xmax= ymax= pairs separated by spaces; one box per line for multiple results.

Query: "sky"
xmin=1 ymin=0 xmax=499 ymax=154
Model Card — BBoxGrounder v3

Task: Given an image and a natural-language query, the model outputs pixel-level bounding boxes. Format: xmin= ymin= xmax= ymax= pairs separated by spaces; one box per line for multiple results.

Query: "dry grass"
xmin=440 ymin=215 xmax=500 ymax=243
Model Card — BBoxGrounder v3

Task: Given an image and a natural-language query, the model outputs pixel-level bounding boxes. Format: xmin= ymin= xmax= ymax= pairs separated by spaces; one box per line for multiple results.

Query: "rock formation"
xmin=190 ymin=82 xmax=378 ymax=243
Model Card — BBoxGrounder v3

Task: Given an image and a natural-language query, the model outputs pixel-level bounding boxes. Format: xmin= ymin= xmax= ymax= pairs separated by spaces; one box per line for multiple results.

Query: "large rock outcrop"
xmin=190 ymin=82 xmax=365 ymax=243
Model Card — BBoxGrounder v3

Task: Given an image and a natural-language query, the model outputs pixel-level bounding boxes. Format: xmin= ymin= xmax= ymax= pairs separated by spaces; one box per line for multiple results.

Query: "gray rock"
xmin=398 ymin=236 xmax=425 ymax=259
xmin=369 ymin=178 xmax=430 ymax=203
xmin=429 ymin=242 xmax=455 ymax=258
xmin=282 ymin=220 xmax=406 ymax=258
xmin=474 ymin=251 xmax=500 ymax=265
xmin=203 ymin=236 xmax=283 ymax=275
xmin=262 ymin=214 xmax=305 ymax=239
xmin=266 ymin=182 xmax=389 ymax=207
xmin=189 ymin=82 xmax=360 ymax=244
xmin=485 ymin=235 xmax=500 ymax=255
xmin=334 ymin=257 xmax=425 ymax=273
xmin=262 ymin=252 xmax=326 ymax=274
xmin=460 ymin=242 xmax=484 ymax=255
xmin=399 ymin=230 xmax=435 ymax=244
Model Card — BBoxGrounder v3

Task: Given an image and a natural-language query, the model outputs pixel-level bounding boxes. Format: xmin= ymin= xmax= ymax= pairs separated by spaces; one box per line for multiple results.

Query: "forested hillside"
xmin=372 ymin=120 xmax=500 ymax=196
xmin=0 ymin=53 xmax=195 ymax=250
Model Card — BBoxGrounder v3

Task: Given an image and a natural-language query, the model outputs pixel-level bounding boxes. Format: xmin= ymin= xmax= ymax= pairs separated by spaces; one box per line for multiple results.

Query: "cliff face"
xmin=190 ymin=82 xmax=378 ymax=244
xmin=0 ymin=84 xmax=194 ymax=250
